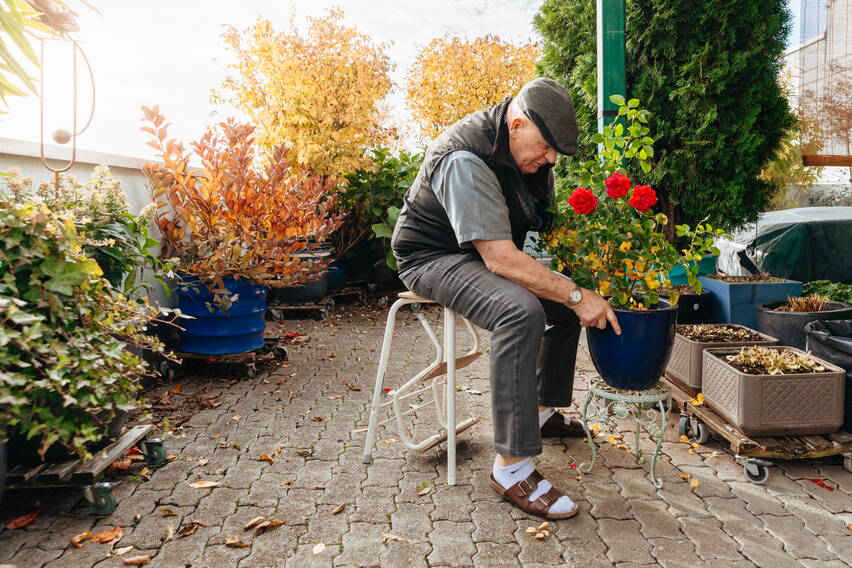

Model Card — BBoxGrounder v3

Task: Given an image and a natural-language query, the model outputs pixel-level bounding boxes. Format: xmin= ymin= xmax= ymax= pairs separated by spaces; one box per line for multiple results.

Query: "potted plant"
xmin=542 ymin=95 xmax=727 ymax=390
xmin=803 ymin=280 xmax=852 ymax=304
xmin=141 ymin=106 xmax=341 ymax=354
xmin=665 ymin=324 xmax=779 ymax=393
xmin=702 ymin=346 xmax=845 ymax=437
xmin=0 ymin=197 xmax=164 ymax=467
xmin=756 ymin=295 xmax=852 ymax=350
xmin=699 ymin=272 xmax=802 ymax=329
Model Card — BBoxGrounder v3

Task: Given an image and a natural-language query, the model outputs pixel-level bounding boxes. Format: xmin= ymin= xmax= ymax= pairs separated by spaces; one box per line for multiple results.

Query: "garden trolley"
xmin=3 ymin=425 xmax=166 ymax=515
xmin=664 ymin=378 xmax=852 ymax=484
xmin=159 ymin=336 xmax=289 ymax=380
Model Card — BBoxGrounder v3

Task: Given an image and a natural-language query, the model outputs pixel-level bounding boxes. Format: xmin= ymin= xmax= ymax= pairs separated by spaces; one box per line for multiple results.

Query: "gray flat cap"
xmin=516 ymin=77 xmax=577 ymax=155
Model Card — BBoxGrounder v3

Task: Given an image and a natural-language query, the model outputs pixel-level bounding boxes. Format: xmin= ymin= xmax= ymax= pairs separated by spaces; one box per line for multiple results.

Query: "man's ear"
xmin=508 ymin=115 xmax=525 ymax=134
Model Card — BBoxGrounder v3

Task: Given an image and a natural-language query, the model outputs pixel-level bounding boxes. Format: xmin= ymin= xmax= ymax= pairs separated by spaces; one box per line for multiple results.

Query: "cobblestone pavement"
xmin=1 ymin=301 xmax=851 ymax=568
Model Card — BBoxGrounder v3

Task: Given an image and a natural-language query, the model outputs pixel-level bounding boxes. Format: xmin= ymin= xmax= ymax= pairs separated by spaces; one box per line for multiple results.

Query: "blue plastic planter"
xmin=176 ymin=276 xmax=268 ymax=355
xmin=700 ymin=275 xmax=802 ymax=330
xmin=667 ymin=254 xmax=719 ymax=286
xmin=587 ymin=303 xmax=678 ymax=390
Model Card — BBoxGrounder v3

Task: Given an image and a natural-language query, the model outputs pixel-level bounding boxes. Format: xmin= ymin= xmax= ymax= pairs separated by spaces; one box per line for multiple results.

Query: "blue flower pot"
xmin=176 ymin=276 xmax=268 ymax=355
xmin=587 ymin=302 xmax=679 ymax=390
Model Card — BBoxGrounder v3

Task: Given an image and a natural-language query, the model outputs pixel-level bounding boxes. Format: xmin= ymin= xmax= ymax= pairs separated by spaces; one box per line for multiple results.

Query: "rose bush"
xmin=541 ymin=95 xmax=726 ymax=309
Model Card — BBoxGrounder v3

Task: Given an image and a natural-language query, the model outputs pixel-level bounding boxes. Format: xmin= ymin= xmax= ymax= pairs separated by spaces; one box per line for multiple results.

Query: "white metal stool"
xmin=362 ymin=290 xmax=483 ymax=485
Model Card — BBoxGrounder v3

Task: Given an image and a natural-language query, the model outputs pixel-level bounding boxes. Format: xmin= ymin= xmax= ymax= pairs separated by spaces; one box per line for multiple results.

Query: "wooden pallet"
xmin=664 ymin=377 xmax=852 ymax=460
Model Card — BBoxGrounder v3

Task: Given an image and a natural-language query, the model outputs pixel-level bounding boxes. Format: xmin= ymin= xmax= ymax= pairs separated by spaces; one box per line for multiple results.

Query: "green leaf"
xmin=371 ymin=223 xmax=393 ymax=239
xmin=609 ymin=94 xmax=626 ymax=106
xmin=627 ymin=98 xmax=639 ymax=108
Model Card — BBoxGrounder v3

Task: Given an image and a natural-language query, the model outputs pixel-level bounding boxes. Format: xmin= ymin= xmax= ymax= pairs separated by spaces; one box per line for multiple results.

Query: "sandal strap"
xmin=503 ymin=469 xmax=568 ymax=517
xmin=505 ymin=469 xmax=545 ymax=500
xmin=528 ymin=486 xmax=564 ymax=516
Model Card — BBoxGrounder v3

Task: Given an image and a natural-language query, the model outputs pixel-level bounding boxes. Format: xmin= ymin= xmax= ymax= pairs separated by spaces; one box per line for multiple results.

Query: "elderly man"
xmin=391 ymin=78 xmax=620 ymax=520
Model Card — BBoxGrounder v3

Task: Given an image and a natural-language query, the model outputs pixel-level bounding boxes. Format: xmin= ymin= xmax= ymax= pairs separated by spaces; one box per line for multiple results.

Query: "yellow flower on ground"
xmin=619 ymin=241 xmax=631 ymax=252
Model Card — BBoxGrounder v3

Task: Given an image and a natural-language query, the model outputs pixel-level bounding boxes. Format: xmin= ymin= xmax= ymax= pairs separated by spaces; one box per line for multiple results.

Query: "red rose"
xmin=629 ymin=184 xmax=657 ymax=212
xmin=568 ymin=187 xmax=598 ymax=215
xmin=605 ymin=172 xmax=631 ymax=198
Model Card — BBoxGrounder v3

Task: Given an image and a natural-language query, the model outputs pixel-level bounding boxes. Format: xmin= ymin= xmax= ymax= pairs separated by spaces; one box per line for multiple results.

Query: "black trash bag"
xmin=806 ymin=319 xmax=852 ymax=432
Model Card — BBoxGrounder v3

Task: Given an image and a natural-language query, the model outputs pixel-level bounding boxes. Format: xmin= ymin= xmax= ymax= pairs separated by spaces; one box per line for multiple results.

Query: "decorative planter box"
xmin=665 ymin=325 xmax=779 ymax=392
xmin=702 ymin=346 xmax=845 ymax=437
xmin=699 ymin=275 xmax=802 ymax=330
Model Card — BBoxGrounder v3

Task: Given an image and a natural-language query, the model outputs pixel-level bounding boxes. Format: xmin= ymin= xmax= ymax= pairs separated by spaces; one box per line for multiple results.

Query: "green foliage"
xmin=336 ymin=147 xmax=422 ymax=270
xmin=534 ymin=0 xmax=796 ymax=231
xmin=0 ymin=199 xmax=163 ymax=458
xmin=802 ymin=280 xmax=852 ymax=304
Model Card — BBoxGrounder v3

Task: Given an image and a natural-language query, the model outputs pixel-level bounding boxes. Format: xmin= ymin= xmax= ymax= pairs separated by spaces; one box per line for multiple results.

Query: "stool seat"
xmin=398 ymin=290 xmax=436 ymax=303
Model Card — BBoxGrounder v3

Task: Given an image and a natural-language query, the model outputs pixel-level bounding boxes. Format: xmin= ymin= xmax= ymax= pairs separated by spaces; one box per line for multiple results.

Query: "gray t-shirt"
xmin=430 ymin=150 xmax=513 ymax=246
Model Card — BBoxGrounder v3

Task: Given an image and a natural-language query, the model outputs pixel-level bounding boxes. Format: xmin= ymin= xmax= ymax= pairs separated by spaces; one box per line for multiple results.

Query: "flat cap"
xmin=516 ymin=77 xmax=577 ymax=155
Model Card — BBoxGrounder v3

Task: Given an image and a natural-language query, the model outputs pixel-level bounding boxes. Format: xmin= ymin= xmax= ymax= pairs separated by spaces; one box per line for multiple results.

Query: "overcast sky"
xmin=2 ymin=0 xmax=801 ymax=162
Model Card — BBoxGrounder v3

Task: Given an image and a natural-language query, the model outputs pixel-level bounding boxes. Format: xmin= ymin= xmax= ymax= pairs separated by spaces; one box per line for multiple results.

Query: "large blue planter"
xmin=667 ymin=254 xmax=718 ymax=286
xmin=700 ymin=275 xmax=802 ymax=330
xmin=176 ymin=276 xmax=268 ymax=355
xmin=587 ymin=303 xmax=679 ymax=390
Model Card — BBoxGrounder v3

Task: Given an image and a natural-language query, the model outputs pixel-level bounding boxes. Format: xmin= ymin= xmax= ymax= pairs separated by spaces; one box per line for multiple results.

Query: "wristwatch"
xmin=565 ymin=287 xmax=583 ymax=307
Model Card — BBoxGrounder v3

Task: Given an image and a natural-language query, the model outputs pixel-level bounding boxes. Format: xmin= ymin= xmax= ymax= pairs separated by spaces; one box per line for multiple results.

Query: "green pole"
xmin=597 ymin=0 xmax=626 ymax=133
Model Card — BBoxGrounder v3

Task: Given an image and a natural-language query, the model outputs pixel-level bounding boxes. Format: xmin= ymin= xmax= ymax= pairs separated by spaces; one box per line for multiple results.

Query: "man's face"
xmin=508 ymin=117 xmax=558 ymax=174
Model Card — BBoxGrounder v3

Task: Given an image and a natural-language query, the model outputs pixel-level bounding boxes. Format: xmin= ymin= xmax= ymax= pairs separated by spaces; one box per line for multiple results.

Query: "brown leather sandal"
xmin=489 ymin=469 xmax=578 ymax=520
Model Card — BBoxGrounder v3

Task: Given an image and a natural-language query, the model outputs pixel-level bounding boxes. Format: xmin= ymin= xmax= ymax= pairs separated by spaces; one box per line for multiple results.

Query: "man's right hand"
xmin=569 ymin=288 xmax=622 ymax=335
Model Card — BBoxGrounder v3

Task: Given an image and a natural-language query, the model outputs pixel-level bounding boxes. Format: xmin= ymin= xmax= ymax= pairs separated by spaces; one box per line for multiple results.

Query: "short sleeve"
xmin=430 ymin=151 xmax=513 ymax=246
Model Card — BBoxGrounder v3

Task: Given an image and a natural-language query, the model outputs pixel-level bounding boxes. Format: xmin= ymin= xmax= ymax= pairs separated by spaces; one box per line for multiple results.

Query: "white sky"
xmin=1 ymin=0 xmax=543 ymax=160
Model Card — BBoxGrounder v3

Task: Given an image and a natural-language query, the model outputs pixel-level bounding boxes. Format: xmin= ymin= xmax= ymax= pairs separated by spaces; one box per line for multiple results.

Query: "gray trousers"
xmin=399 ymin=253 xmax=581 ymax=457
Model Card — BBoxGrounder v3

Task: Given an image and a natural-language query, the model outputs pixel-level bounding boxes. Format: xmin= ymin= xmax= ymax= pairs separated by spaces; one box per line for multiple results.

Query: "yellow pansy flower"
xmin=619 ymin=241 xmax=632 ymax=252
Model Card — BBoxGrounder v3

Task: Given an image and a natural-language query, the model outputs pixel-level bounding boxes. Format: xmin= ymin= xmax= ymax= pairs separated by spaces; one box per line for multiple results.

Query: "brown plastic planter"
xmin=702 ymin=346 xmax=845 ymax=437
xmin=665 ymin=325 xmax=779 ymax=392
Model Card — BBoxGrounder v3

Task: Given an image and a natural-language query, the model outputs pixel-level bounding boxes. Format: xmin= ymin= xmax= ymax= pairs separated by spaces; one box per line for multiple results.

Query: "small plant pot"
xmin=756 ymin=300 xmax=852 ymax=350
xmin=665 ymin=324 xmax=779 ymax=392
xmin=587 ymin=302 xmax=678 ymax=390
xmin=700 ymin=275 xmax=802 ymax=329
xmin=702 ymin=346 xmax=845 ymax=437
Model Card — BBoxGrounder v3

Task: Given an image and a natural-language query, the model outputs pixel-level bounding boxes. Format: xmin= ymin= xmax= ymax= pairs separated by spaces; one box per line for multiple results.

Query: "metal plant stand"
xmin=580 ymin=379 xmax=671 ymax=488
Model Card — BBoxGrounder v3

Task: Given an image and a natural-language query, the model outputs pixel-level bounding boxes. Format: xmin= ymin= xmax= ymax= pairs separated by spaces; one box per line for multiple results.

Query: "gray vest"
xmin=391 ymin=98 xmax=556 ymax=274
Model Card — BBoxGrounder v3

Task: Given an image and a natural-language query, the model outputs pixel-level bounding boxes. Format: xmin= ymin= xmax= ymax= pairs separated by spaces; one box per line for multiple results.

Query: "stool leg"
xmin=363 ymin=299 xmax=406 ymax=464
xmin=444 ymin=307 xmax=457 ymax=485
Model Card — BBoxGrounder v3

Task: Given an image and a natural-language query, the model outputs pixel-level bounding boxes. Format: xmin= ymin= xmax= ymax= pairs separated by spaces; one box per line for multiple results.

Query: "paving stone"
xmin=333 ymin=521 xmax=388 ymax=567
xmin=611 ymin=468 xmax=658 ymax=500
xmin=680 ymin=516 xmax=742 ymax=561
xmin=193 ymin=487 xmax=242 ymax=524
xmin=470 ymin=500 xmax=517 ymax=544
xmin=389 ymin=501 xmax=434 ymax=541
xmin=427 ymin=520 xmax=476 ymax=567
xmin=379 ymin=541 xmax=431 ymax=568
xmin=584 ymin=482 xmax=632 ymax=520
xmin=350 ymin=485 xmax=396 ymax=524
xmin=471 ymin=542 xmax=520 ymax=567
xmin=729 ymin=531 xmax=801 ymax=568
xmin=151 ymin=525 xmax=220 ymax=568
xmin=5 ymin=546 xmax=63 ymax=568
xmin=430 ymin=483 xmax=475 ymax=522
xmin=277 ymin=488 xmax=322 ymax=526
xmin=758 ymin=512 xmax=835 ymax=560
xmin=704 ymin=496 xmax=761 ymax=528
xmin=297 ymin=504 xmax=351 ymax=545
xmin=678 ymin=465 xmax=732 ymax=498
xmin=793 ymin=476 xmax=852 ymax=513
xmin=799 ymin=560 xmax=847 ymax=568
xmin=819 ymin=533 xmax=852 ymax=564
xmin=554 ymin=503 xmax=610 ymax=567
xmin=649 ymin=537 xmax=705 ymax=568
xmin=777 ymin=494 xmax=850 ymax=535
xmin=629 ymin=499 xmax=682 ymax=539
xmin=596 ymin=518 xmax=654 ymax=564
xmin=657 ymin=480 xmax=711 ymax=518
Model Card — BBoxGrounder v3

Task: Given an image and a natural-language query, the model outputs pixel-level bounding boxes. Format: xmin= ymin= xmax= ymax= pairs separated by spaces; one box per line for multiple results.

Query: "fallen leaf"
xmin=244 ymin=516 xmax=267 ymax=530
xmin=274 ymin=447 xmax=283 ymax=456
xmin=231 ymin=415 xmax=241 ymax=421
xmin=70 ymin=531 xmax=93 ymax=548
xmin=616 ymin=444 xmax=629 ymax=451
xmin=341 ymin=381 xmax=361 ymax=392
xmin=382 ymin=533 xmax=409 ymax=543
xmin=122 ymin=556 xmax=151 ymax=566
xmin=679 ymin=435 xmax=690 ymax=443
xmin=258 ymin=454 xmax=274 ymax=464
xmin=110 ymin=459 xmax=132 ymax=471
xmin=212 ymin=433 xmax=223 ymax=439
xmin=128 ymin=454 xmax=145 ymax=462
xmin=295 ymin=449 xmax=313 ymax=457
xmin=537 ymin=522 xmax=550 ymax=531
xmin=416 ymin=482 xmax=431 ymax=496
xmin=690 ymin=393 xmax=705 ymax=406
xmin=590 ymin=423 xmax=601 ymax=436
xmin=351 ymin=427 xmax=368 ymax=433
xmin=687 ymin=448 xmax=696 ymax=454
xmin=524 ymin=527 xmax=537 ymax=535
xmin=91 ymin=525 xmax=124 ymax=544
xmin=160 ymin=509 xmax=178 ymax=517
xmin=255 ymin=520 xmax=284 ymax=533
xmin=166 ymin=455 xmax=178 ymax=462
xmin=679 ymin=472 xmax=691 ymax=480
xmin=197 ymin=458 xmax=209 ymax=467
xmin=215 ymin=468 xmax=227 ymax=475
xmin=310 ymin=416 xmax=324 ymax=422
xmin=689 ymin=479 xmax=701 ymax=488
xmin=4 ymin=510 xmax=39 ymax=530
xmin=140 ymin=467 xmax=151 ymax=477
xmin=282 ymin=478 xmax=296 ymax=486
xmin=331 ymin=504 xmax=346 ymax=515
xmin=177 ymin=520 xmax=207 ymax=537
xmin=189 ymin=481 xmax=219 ymax=489
xmin=381 ymin=438 xmax=397 ymax=445
xmin=847 ymin=523 xmax=852 ymax=531
xmin=114 ymin=545 xmax=134 ymax=555
xmin=314 ymin=485 xmax=327 ymax=490
xmin=162 ymin=522 xmax=175 ymax=544
xmin=172 ymin=384 xmax=183 ymax=394
xmin=806 ymin=478 xmax=835 ymax=491
xmin=327 ymin=395 xmax=344 ymax=400
xmin=312 ymin=543 xmax=326 ymax=554
xmin=606 ymin=435 xmax=623 ymax=445
xmin=535 ymin=531 xmax=549 ymax=540
xmin=690 ymin=443 xmax=701 ymax=449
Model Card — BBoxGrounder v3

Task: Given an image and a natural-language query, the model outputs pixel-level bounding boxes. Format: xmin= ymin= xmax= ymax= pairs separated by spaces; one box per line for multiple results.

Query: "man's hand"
xmin=569 ymin=288 xmax=622 ymax=335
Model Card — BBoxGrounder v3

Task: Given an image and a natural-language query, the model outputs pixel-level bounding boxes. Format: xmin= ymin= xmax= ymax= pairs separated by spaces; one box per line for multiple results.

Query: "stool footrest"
xmin=420 ymin=352 xmax=483 ymax=383
xmin=417 ymin=416 xmax=482 ymax=453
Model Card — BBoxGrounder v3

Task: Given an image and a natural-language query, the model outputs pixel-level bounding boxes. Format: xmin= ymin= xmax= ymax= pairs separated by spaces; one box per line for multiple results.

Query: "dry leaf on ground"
xmin=197 ymin=458 xmax=209 ymax=467
xmin=351 ymin=427 xmax=368 ymax=433
xmin=231 ymin=415 xmax=241 ymax=421
xmin=177 ymin=520 xmax=207 ymax=537
xmin=331 ymin=504 xmax=346 ymax=515
xmin=382 ymin=533 xmax=409 ymax=543
xmin=91 ymin=526 xmax=124 ymax=544
xmin=173 ymin=385 xmax=183 ymax=394
xmin=679 ymin=435 xmax=691 ymax=443
xmin=113 ymin=545 xmax=133 ymax=556
xmin=110 ymin=459 xmax=133 ymax=471
xmin=244 ymin=516 xmax=267 ymax=530
xmin=679 ymin=472 xmax=691 ymax=480
xmin=310 ymin=416 xmax=324 ymax=422
xmin=70 ymin=531 xmax=93 ymax=548
xmin=255 ymin=520 xmax=284 ymax=533
xmin=258 ymin=454 xmax=274 ymax=464
xmin=188 ymin=481 xmax=219 ymax=489
xmin=341 ymin=381 xmax=361 ymax=392
xmin=415 ymin=482 xmax=431 ymax=496
xmin=295 ymin=449 xmax=313 ymax=457
xmin=122 ymin=555 xmax=151 ymax=565
xmin=381 ymin=438 xmax=397 ymax=445
xmin=312 ymin=543 xmax=326 ymax=554
xmin=327 ymin=395 xmax=344 ymax=400
xmin=689 ymin=479 xmax=701 ymax=488
xmin=224 ymin=537 xmax=249 ymax=547
xmin=4 ymin=510 xmax=39 ymax=530
xmin=282 ymin=478 xmax=296 ymax=486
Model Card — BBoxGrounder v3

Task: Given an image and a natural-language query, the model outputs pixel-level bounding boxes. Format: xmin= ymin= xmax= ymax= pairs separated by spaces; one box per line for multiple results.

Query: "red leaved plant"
xmin=141 ymin=105 xmax=342 ymax=294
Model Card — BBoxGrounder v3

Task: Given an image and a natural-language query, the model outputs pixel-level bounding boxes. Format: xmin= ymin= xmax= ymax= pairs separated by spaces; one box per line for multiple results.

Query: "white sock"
xmin=492 ymin=458 xmax=576 ymax=515
xmin=538 ymin=407 xmax=556 ymax=427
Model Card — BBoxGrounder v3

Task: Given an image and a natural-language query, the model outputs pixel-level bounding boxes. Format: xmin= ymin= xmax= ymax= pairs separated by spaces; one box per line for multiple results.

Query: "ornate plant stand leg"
xmin=580 ymin=379 xmax=672 ymax=488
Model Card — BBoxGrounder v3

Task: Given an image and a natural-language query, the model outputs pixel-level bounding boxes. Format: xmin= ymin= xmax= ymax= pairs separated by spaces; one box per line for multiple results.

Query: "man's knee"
xmin=498 ymin=289 xmax=545 ymax=332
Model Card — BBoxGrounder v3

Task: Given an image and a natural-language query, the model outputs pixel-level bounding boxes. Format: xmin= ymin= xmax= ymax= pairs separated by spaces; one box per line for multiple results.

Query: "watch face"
xmin=571 ymin=289 xmax=583 ymax=303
